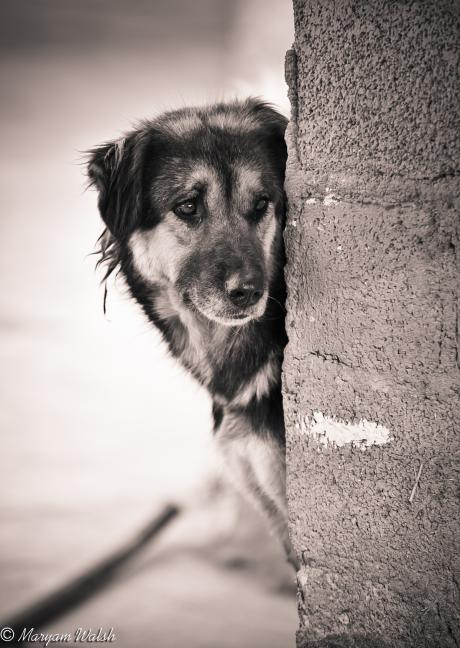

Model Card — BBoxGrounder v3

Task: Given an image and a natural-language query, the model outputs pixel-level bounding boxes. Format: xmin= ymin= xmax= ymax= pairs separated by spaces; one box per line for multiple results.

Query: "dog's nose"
xmin=227 ymin=283 xmax=264 ymax=308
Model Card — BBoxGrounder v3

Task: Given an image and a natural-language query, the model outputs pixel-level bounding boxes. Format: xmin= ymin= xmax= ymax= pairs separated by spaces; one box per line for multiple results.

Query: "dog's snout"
xmin=226 ymin=270 xmax=264 ymax=308
xmin=228 ymin=284 xmax=264 ymax=308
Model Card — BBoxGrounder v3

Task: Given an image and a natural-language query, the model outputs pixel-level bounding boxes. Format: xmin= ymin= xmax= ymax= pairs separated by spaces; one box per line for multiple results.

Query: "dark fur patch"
xmin=212 ymin=402 xmax=224 ymax=432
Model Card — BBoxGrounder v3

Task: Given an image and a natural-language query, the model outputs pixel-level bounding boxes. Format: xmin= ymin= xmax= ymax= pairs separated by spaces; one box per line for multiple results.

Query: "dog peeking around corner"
xmin=87 ymin=98 xmax=298 ymax=569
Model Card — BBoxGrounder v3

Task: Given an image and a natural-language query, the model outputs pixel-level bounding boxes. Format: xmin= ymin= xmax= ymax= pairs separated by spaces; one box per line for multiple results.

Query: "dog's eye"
xmin=254 ymin=198 xmax=269 ymax=213
xmin=174 ymin=200 xmax=197 ymax=218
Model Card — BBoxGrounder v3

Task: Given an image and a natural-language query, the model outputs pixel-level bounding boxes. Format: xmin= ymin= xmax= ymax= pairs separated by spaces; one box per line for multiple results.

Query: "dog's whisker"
xmin=267 ymin=295 xmax=286 ymax=313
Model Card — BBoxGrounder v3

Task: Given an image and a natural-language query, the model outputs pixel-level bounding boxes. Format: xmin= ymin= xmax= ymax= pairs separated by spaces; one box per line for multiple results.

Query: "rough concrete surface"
xmin=283 ymin=1 xmax=459 ymax=647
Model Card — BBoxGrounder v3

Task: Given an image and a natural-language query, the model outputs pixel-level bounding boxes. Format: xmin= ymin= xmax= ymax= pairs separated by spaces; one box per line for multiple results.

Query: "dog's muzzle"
xmin=225 ymin=270 xmax=264 ymax=310
xmin=226 ymin=283 xmax=264 ymax=309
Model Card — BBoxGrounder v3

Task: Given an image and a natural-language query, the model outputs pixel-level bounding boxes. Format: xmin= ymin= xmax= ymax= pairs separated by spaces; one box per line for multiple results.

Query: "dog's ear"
xmin=246 ymin=98 xmax=288 ymax=139
xmin=246 ymin=99 xmax=288 ymax=180
xmin=87 ymin=131 xmax=149 ymax=239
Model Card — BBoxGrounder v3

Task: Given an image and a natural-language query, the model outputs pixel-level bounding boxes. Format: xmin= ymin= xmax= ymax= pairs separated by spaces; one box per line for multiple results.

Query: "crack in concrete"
xmin=308 ymin=351 xmax=352 ymax=368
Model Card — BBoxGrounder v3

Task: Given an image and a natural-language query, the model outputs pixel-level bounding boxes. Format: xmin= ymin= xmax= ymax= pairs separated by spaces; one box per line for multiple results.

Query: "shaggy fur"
xmin=87 ymin=98 xmax=297 ymax=567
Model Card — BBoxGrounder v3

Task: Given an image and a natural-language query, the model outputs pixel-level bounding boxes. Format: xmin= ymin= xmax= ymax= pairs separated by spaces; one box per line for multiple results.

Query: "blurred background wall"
xmin=0 ymin=1 xmax=295 ymax=647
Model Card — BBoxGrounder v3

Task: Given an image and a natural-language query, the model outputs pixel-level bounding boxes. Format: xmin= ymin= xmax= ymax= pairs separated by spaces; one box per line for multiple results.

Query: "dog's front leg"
xmin=215 ymin=410 xmax=299 ymax=570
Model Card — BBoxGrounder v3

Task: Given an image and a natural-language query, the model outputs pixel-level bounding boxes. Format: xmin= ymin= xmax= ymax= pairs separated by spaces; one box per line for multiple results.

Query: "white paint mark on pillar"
xmin=323 ymin=193 xmax=339 ymax=206
xmin=303 ymin=411 xmax=392 ymax=450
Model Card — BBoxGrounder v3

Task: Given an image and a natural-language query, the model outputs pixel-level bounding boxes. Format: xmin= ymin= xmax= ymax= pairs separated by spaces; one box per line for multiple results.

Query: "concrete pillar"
xmin=283 ymin=2 xmax=459 ymax=646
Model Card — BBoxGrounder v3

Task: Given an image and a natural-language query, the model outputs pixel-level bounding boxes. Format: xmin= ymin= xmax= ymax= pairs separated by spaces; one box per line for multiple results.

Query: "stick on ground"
xmin=0 ymin=504 xmax=180 ymax=644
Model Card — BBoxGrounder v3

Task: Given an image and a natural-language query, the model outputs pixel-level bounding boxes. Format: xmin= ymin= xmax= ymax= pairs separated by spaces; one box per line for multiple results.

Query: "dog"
xmin=87 ymin=98 xmax=297 ymax=568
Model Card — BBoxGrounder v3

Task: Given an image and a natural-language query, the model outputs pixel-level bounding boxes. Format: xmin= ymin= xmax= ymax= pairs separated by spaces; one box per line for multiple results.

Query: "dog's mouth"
xmin=184 ymin=289 xmax=268 ymax=327
xmin=197 ymin=310 xmax=254 ymax=326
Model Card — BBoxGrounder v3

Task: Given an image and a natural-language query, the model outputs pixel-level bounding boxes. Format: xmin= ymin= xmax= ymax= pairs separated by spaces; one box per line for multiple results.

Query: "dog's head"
xmin=88 ymin=99 xmax=288 ymax=326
